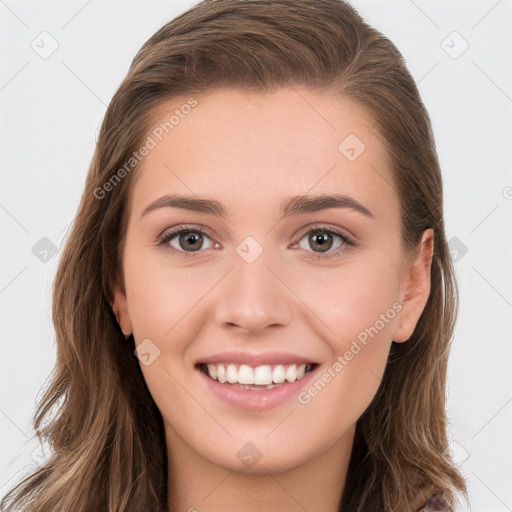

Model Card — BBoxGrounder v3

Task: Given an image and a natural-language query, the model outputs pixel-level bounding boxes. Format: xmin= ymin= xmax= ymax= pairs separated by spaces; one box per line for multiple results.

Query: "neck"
xmin=166 ymin=424 xmax=355 ymax=512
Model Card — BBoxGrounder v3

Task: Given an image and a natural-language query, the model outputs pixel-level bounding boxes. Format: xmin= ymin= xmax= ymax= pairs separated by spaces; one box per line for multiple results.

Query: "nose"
xmin=213 ymin=246 xmax=294 ymax=334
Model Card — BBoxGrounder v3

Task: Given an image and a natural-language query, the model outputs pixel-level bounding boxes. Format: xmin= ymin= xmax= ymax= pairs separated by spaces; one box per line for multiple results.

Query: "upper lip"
xmin=196 ymin=351 xmax=319 ymax=366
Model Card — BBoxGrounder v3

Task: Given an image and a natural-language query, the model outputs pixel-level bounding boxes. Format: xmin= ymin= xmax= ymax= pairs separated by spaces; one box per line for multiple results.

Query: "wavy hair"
xmin=1 ymin=0 xmax=467 ymax=510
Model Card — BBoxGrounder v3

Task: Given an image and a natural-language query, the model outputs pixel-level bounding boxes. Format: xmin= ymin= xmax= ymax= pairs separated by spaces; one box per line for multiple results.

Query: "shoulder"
xmin=417 ymin=494 xmax=453 ymax=512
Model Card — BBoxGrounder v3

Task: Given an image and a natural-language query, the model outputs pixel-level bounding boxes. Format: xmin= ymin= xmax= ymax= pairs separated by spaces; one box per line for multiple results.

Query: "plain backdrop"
xmin=1 ymin=1 xmax=511 ymax=510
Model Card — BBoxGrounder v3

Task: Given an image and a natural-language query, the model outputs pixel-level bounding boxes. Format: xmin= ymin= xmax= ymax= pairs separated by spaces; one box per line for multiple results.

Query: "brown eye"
xmin=177 ymin=231 xmax=204 ymax=251
xmin=159 ymin=228 xmax=215 ymax=253
xmin=296 ymin=228 xmax=347 ymax=255
xmin=308 ymin=231 xmax=334 ymax=252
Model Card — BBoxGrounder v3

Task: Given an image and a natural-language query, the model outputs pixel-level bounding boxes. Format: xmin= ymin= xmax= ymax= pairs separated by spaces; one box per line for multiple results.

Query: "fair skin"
xmin=113 ymin=87 xmax=433 ymax=512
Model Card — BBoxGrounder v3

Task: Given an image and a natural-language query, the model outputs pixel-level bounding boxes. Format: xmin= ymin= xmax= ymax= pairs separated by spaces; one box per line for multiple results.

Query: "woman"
xmin=1 ymin=0 xmax=467 ymax=511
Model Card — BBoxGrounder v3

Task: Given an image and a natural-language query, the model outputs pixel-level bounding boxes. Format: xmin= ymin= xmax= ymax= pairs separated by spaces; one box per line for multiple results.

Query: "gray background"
xmin=1 ymin=1 xmax=511 ymax=510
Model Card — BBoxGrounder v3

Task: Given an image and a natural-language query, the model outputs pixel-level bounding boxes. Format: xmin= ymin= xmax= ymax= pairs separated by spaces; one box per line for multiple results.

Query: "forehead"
xmin=130 ymin=86 xmax=399 ymax=222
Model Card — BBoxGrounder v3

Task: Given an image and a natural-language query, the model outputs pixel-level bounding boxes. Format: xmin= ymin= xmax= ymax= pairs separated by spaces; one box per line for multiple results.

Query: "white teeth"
xmin=254 ymin=365 xmax=272 ymax=385
xmin=272 ymin=364 xmax=286 ymax=384
xmin=203 ymin=362 xmax=310 ymax=386
xmin=217 ymin=364 xmax=226 ymax=383
xmin=226 ymin=364 xmax=238 ymax=384
xmin=285 ymin=365 xmax=297 ymax=383
xmin=207 ymin=364 xmax=217 ymax=380
xmin=238 ymin=364 xmax=254 ymax=384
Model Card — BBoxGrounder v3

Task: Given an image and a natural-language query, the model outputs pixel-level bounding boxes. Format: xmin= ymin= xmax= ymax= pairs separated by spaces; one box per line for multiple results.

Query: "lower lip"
xmin=196 ymin=366 xmax=318 ymax=411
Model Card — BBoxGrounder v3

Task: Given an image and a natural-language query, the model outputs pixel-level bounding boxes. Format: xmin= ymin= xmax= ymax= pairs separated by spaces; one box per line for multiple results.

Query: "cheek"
xmin=124 ymin=257 xmax=219 ymax=344
xmin=290 ymin=255 xmax=401 ymax=401
xmin=291 ymin=254 xmax=402 ymax=346
xmin=124 ymin=261 xmax=218 ymax=422
xmin=294 ymin=339 xmax=388 ymax=455
xmin=293 ymin=265 xmax=400 ymax=442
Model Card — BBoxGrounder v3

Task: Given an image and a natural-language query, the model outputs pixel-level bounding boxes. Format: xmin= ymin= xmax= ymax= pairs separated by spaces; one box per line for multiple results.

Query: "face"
xmin=113 ymin=87 xmax=433 ymax=475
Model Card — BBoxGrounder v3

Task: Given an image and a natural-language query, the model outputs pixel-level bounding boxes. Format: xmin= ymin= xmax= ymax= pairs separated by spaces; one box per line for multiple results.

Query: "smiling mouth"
xmin=196 ymin=362 xmax=317 ymax=390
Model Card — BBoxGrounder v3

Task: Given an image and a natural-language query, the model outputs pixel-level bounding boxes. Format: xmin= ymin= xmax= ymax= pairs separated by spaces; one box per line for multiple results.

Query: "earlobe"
xmin=111 ymin=282 xmax=133 ymax=339
xmin=393 ymin=229 xmax=434 ymax=343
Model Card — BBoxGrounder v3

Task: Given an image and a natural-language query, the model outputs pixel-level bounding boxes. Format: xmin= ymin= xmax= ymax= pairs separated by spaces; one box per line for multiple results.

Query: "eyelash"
xmin=157 ymin=224 xmax=356 ymax=260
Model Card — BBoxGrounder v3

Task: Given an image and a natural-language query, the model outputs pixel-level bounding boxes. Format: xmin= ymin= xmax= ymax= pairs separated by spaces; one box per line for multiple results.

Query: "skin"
xmin=113 ymin=87 xmax=433 ymax=512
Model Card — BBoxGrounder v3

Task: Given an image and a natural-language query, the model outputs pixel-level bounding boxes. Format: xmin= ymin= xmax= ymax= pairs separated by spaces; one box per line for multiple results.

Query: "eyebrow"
xmin=140 ymin=193 xmax=374 ymax=219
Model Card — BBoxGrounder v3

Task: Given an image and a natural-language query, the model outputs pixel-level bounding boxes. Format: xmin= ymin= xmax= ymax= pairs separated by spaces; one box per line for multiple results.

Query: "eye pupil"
xmin=179 ymin=232 xmax=203 ymax=251
xmin=310 ymin=231 xmax=333 ymax=252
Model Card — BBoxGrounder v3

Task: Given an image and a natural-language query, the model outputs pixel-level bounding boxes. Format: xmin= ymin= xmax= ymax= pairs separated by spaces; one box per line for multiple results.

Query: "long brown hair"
xmin=1 ymin=1 xmax=467 ymax=510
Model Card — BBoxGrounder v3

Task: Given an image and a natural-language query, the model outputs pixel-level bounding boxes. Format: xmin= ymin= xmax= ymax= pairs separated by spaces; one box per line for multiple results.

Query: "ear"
xmin=111 ymin=281 xmax=133 ymax=338
xmin=393 ymin=229 xmax=434 ymax=343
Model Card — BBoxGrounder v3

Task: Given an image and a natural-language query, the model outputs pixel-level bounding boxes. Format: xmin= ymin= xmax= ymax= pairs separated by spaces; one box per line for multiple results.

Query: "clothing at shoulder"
xmin=416 ymin=494 xmax=453 ymax=512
